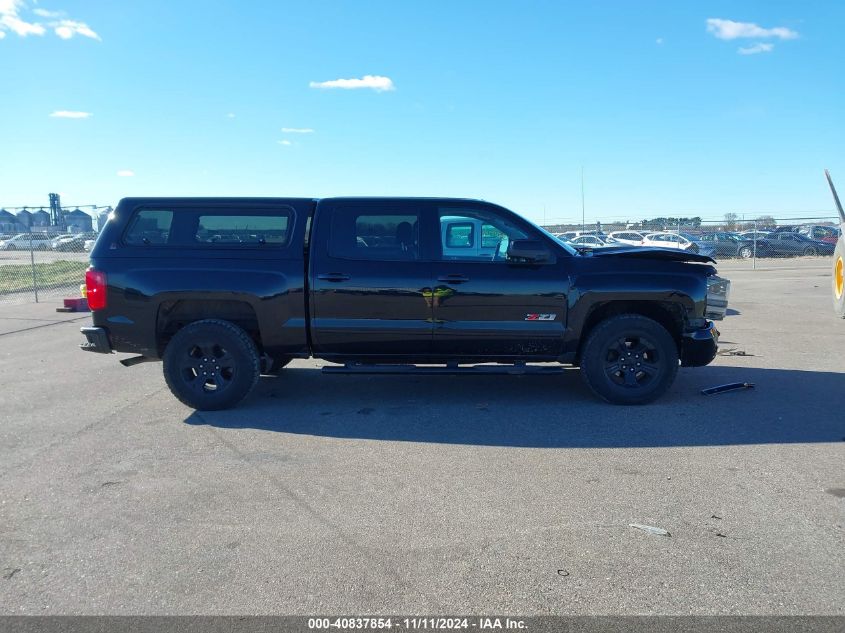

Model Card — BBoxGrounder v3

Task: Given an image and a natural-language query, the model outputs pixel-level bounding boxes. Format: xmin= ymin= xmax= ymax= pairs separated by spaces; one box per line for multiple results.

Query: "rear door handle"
xmin=317 ymin=273 xmax=351 ymax=282
xmin=437 ymin=274 xmax=470 ymax=284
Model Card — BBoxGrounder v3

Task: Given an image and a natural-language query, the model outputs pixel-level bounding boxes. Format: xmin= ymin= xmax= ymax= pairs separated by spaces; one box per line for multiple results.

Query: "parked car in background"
xmin=768 ymin=225 xmax=801 ymax=236
xmin=568 ymin=235 xmax=612 ymax=248
xmin=738 ymin=230 xmax=771 ymax=241
xmin=83 ymin=239 xmax=97 ymax=252
xmin=607 ymin=231 xmax=645 ymax=245
xmin=797 ymin=224 xmax=840 ymax=244
xmin=0 ymin=233 xmax=53 ymax=251
xmin=440 ymin=214 xmax=504 ymax=258
xmin=697 ymin=232 xmax=756 ymax=259
xmin=51 ymin=234 xmax=75 ymax=249
xmin=757 ymin=232 xmax=835 ymax=257
xmin=641 ymin=232 xmax=716 ymax=257
xmin=52 ymin=232 xmax=97 ymax=252
xmin=556 ymin=230 xmax=608 ymax=242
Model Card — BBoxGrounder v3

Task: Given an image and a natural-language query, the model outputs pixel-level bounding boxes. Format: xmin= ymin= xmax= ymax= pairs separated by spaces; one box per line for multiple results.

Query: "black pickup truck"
xmin=80 ymin=197 xmax=729 ymax=409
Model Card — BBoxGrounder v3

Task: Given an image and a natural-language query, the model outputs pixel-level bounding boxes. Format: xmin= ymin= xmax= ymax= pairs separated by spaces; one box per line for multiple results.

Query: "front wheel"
xmin=738 ymin=246 xmax=753 ymax=259
xmin=804 ymin=246 xmax=818 ymax=257
xmin=580 ymin=314 xmax=679 ymax=405
xmin=833 ymin=238 xmax=845 ymax=318
xmin=162 ymin=319 xmax=260 ymax=410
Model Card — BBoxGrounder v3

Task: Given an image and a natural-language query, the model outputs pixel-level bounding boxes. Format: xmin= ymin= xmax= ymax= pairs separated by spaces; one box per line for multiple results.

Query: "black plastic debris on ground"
xmin=701 ymin=382 xmax=755 ymax=396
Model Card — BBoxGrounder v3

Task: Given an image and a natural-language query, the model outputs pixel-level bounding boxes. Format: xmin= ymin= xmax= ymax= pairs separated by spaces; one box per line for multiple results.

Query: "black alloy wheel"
xmin=580 ymin=314 xmax=679 ymax=405
xmin=163 ymin=319 xmax=260 ymax=410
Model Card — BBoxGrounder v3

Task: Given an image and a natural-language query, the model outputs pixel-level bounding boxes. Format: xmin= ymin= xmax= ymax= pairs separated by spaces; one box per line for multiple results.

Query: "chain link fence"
xmin=0 ymin=228 xmax=93 ymax=305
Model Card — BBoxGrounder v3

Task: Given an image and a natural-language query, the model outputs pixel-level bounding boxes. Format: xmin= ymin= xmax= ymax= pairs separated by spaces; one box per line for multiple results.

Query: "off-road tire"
xmin=163 ymin=319 xmax=260 ymax=410
xmin=580 ymin=314 xmax=679 ymax=405
xmin=833 ymin=238 xmax=845 ymax=318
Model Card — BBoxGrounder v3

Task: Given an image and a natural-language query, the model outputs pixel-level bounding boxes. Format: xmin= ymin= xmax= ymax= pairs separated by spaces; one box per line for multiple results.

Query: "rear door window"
xmin=329 ymin=207 xmax=421 ymax=260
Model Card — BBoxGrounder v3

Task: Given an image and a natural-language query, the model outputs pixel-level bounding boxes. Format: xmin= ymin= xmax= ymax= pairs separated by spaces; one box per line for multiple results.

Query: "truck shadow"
xmin=183 ymin=365 xmax=845 ymax=448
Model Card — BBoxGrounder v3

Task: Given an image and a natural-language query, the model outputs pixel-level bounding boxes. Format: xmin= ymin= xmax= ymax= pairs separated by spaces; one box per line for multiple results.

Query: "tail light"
xmin=85 ymin=269 xmax=107 ymax=310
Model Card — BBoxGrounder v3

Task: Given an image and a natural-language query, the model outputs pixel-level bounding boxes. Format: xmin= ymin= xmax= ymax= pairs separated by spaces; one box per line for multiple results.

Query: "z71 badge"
xmin=525 ymin=313 xmax=557 ymax=321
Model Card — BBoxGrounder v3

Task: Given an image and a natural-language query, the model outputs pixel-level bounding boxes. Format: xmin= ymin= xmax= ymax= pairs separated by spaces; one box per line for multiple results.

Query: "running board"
xmin=119 ymin=355 xmax=156 ymax=367
xmin=322 ymin=362 xmax=564 ymax=376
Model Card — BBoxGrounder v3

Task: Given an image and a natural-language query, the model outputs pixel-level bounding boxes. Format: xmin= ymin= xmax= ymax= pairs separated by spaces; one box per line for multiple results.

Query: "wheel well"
xmin=577 ymin=301 xmax=686 ymax=361
xmin=156 ymin=300 xmax=261 ymax=354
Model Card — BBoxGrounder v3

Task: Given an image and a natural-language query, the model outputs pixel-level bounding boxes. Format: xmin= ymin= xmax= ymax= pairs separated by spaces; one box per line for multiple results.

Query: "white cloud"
xmin=738 ymin=42 xmax=775 ymax=55
xmin=53 ymin=19 xmax=99 ymax=40
xmin=277 ymin=140 xmax=292 ymax=146
xmin=116 ymin=170 xmax=135 ymax=177
xmin=1 ymin=0 xmax=43 ymax=36
xmin=227 ymin=113 xmax=236 ymax=118
xmin=706 ymin=18 xmax=798 ymax=41
xmin=0 ymin=0 xmax=22 ymax=16
xmin=33 ymin=8 xmax=62 ymax=18
xmin=1 ymin=13 xmax=45 ymax=35
xmin=656 ymin=37 xmax=663 ymax=45
xmin=309 ymin=75 xmax=395 ymax=92
xmin=281 ymin=127 xmax=314 ymax=134
xmin=0 ymin=1 xmax=99 ymax=40
xmin=49 ymin=110 xmax=92 ymax=118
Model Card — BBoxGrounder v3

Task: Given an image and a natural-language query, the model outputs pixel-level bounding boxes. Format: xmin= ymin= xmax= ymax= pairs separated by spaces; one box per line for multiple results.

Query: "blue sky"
xmin=1 ymin=0 xmax=843 ymax=224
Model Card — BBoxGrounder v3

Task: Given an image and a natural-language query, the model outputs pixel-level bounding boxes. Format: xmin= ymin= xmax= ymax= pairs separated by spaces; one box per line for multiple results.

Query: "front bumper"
xmin=80 ymin=326 xmax=113 ymax=354
xmin=680 ymin=322 xmax=719 ymax=367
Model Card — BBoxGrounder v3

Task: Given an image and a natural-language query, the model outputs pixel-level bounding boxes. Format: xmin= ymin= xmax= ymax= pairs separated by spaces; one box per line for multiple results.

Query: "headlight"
xmin=705 ymin=275 xmax=731 ymax=320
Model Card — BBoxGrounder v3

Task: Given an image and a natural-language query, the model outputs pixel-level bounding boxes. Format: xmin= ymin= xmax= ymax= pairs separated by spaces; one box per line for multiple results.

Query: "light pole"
xmin=581 ymin=166 xmax=585 ymax=232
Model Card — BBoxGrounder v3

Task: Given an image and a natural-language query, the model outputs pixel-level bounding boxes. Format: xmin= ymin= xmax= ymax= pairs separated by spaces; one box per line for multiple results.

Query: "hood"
xmin=582 ymin=245 xmax=715 ymax=264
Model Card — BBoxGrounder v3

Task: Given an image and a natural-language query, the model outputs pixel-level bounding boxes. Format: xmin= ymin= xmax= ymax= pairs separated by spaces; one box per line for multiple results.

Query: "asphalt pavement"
xmin=0 ymin=259 xmax=843 ymax=615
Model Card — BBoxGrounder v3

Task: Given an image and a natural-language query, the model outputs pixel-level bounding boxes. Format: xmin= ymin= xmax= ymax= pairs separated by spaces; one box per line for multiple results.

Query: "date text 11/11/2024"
xmin=307 ymin=617 xmax=527 ymax=630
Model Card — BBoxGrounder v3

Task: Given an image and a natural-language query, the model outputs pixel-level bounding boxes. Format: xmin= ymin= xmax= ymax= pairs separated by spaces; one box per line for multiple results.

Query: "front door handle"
xmin=437 ymin=274 xmax=470 ymax=284
xmin=317 ymin=273 xmax=351 ymax=282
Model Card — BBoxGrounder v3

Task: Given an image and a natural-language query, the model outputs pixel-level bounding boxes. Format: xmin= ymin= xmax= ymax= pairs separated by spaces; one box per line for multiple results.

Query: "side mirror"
xmin=507 ymin=239 xmax=552 ymax=263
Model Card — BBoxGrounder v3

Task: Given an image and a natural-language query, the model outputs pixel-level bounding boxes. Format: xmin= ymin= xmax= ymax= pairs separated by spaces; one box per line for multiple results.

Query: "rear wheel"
xmin=833 ymin=238 xmax=845 ymax=318
xmin=738 ymin=246 xmax=753 ymax=259
xmin=804 ymin=246 xmax=818 ymax=257
xmin=580 ymin=314 xmax=679 ymax=405
xmin=162 ymin=319 xmax=260 ymax=410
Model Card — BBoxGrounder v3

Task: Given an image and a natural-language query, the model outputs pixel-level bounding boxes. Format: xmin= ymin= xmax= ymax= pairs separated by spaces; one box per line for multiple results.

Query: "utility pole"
xmin=581 ymin=166 xmax=586 ymax=232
